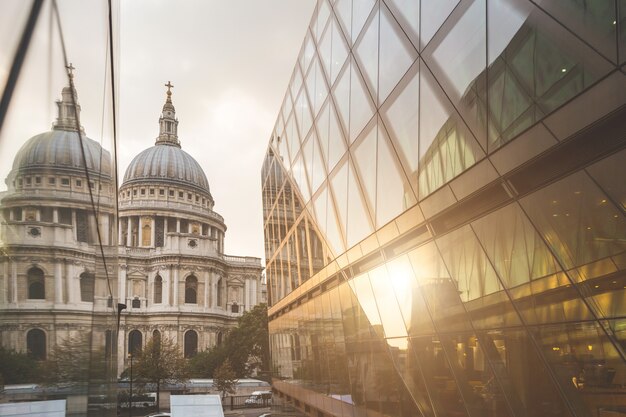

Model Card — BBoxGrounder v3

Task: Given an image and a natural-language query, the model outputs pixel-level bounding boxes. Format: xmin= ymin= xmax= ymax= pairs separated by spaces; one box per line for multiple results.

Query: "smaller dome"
xmin=122 ymin=145 xmax=211 ymax=196
xmin=12 ymin=130 xmax=111 ymax=177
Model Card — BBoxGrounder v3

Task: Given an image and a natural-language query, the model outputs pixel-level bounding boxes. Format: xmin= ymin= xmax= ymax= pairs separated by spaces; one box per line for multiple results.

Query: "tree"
xmin=0 ymin=348 xmax=41 ymax=384
xmin=224 ymin=303 xmax=269 ymax=377
xmin=187 ymin=343 xmax=228 ymax=378
xmin=133 ymin=335 xmax=188 ymax=411
xmin=213 ymin=358 xmax=237 ymax=399
xmin=41 ymin=332 xmax=107 ymax=386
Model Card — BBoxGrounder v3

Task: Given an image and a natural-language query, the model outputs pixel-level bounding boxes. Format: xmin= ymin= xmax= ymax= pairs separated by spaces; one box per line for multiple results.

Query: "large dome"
xmin=122 ymin=144 xmax=211 ymax=195
xmin=12 ymin=128 xmax=111 ymax=177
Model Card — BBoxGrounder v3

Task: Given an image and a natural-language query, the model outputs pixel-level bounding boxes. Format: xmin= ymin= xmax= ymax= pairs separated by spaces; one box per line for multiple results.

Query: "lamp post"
xmin=128 ymin=352 xmax=133 ymax=417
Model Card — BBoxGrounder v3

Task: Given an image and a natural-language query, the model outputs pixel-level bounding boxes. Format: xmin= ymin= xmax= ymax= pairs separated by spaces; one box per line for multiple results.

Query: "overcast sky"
xmin=0 ymin=0 xmax=315 ymax=261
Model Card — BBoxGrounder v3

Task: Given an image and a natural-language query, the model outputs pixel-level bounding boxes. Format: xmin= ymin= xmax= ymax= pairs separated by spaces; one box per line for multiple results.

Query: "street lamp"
xmin=128 ymin=352 xmax=133 ymax=417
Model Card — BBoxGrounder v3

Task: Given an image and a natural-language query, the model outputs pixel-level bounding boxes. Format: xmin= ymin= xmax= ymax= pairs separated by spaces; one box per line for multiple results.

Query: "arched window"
xmin=184 ymin=330 xmax=198 ymax=358
xmin=216 ymin=331 xmax=223 ymax=346
xmin=26 ymin=329 xmax=46 ymax=360
xmin=80 ymin=272 xmax=95 ymax=302
xmin=154 ymin=275 xmax=163 ymax=304
xmin=27 ymin=267 xmax=45 ymax=299
xmin=217 ymin=278 xmax=223 ymax=307
xmin=152 ymin=330 xmax=161 ymax=356
xmin=185 ymin=275 xmax=197 ymax=304
xmin=128 ymin=330 xmax=142 ymax=356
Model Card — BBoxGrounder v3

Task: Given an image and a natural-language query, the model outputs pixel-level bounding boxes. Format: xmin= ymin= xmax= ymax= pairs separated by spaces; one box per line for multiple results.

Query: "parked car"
xmin=245 ymin=390 xmax=272 ymax=406
xmin=144 ymin=412 xmax=171 ymax=417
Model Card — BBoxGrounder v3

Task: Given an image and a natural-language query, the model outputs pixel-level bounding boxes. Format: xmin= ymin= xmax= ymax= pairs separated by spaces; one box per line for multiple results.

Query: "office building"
xmin=261 ymin=1 xmax=626 ymax=416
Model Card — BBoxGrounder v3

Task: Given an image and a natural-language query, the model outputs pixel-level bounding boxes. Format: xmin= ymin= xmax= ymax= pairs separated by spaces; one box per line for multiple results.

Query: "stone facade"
xmin=0 ymin=79 xmax=264 ymax=376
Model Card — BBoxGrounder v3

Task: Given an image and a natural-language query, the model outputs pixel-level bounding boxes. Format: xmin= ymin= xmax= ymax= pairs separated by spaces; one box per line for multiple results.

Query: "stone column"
xmin=173 ymin=267 xmax=179 ymax=307
xmin=119 ymin=266 xmax=127 ymax=304
xmin=176 ymin=219 xmax=180 ymax=233
xmin=125 ymin=218 xmax=131 ymax=246
xmin=244 ymin=278 xmax=250 ymax=311
xmin=203 ymin=270 xmax=209 ymax=309
xmin=151 ymin=217 xmax=156 ymax=247
xmin=72 ymin=210 xmax=77 ymax=240
xmin=138 ymin=218 xmax=144 ymax=247
xmin=252 ymin=278 xmax=257 ymax=306
xmin=163 ymin=218 xmax=169 ymax=246
xmin=11 ymin=260 xmax=17 ymax=304
xmin=118 ymin=216 xmax=124 ymax=245
xmin=53 ymin=208 xmax=59 ymax=223
xmin=211 ymin=272 xmax=218 ymax=308
xmin=54 ymin=261 xmax=63 ymax=304
xmin=162 ymin=268 xmax=170 ymax=306
xmin=2 ymin=261 xmax=8 ymax=304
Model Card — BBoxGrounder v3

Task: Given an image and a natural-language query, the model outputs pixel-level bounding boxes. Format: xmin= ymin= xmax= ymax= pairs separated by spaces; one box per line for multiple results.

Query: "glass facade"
xmin=262 ymin=1 xmax=626 ymax=416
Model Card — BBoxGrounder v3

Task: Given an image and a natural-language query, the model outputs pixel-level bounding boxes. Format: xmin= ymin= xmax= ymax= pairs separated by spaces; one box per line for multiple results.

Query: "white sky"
xmin=0 ymin=0 xmax=316 ymax=261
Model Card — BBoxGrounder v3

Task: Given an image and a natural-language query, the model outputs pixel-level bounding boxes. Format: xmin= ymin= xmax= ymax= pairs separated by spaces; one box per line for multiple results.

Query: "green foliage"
xmin=213 ymin=358 xmax=237 ymax=399
xmin=187 ymin=303 xmax=270 ymax=379
xmin=225 ymin=303 xmax=269 ymax=377
xmin=133 ymin=336 xmax=189 ymax=409
xmin=40 ymin=332 xmax=107 ymax=386
xmin=187 ymin=344 xmax=228 ymax=378
xmin=0 ymin=347 xmax=41 ymax=384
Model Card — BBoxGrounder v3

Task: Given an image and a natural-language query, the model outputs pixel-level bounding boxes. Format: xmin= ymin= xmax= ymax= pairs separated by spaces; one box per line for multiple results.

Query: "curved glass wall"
xmin=262 ymin=0 xmax=626 ymax=416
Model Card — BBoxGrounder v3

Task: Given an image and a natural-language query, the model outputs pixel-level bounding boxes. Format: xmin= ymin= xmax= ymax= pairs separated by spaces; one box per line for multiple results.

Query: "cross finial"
xmin=66 ymin=63 xmax=76 ymax=79
xmin=165 ymin=81 xmax=174 ymax=95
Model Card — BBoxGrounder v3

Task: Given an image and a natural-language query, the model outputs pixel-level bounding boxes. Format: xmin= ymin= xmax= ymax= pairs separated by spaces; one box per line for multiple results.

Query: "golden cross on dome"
xmin=165 ymin=81 xmax=174 ymax=95
xmin=66 ymin=62 xmax=75 ymax=78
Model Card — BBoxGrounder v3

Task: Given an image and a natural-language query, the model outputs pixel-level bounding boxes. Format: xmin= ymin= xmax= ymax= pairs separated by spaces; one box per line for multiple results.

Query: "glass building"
xmin=261 ymin=1 xmax=626 ymax=416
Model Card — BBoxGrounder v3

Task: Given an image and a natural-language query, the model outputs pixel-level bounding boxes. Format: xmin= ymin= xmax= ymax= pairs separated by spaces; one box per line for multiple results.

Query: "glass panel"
xmin=292 ymin=153 xmax=311 ymax=203
xmin=319 ymin=18 xmax=333 ymax=81
xmin=315 ymin=0 xmax=331 ymax=42
xmin=334 ymin=0 xmax=352 ymax=43
xmin=378 ymin=3 xmax=418 ymax=104
xmin=352 ymin=0 xmax=377 ymax=45
xmin=352 ymin=122 xmax=377 ymax=215
xmin=534 ymin=0 xmax=618 ymax=63
xmin=407 ymin=241 xmax=474 ymax=333
xmin=381 ymin=62 xmax=419 ymax=175
xmin=330 ymin=18 xmax=349 ymax=85
xmin=418 ymin=64 xmax=484 ymax=199
xmin=347 ymin=272 xmax=382 ymax=331
xmin=354 ymin=6 xmax=379 ymax=98
xmin=300 ymin=31 xmax=316 ymax=73
xmin=487 ymin=0 xmax=614 ymax=151
xmin=295 ymin=87 xmax=313 ymax=141
xmin=385 ymin=0 xmax=419 ymax=48
xmin=369 ymin=264 xmax=409 ymax=338
xmin=435 ymin=226 xmax=522 ymax=329
xmin=472 ymin=203 xmax=594 ymax=324
xmin=349 ymin=59 xmax=376 ymax=142
xmin=327 ymin=101 xmax=347 ymax=172
xmin=586 ymin=148 xmax=626 ymax=210
xmin=302 ymin=130 xmax=325 ymax=195
xmin=312 ymin=57 xmax=328 ymax=117
xmin=408 ymin=336 xmax=471 ymax=417
xmin=420 ymin=0 xmax=459 ymax=49
xmin=386 ymin=255 xmax=434 ymax=336
xmin=376 ymin=124 xmax=416 ymax=227
xmin=332 ymin=58 xmax=351 ymax=137
xmin=530 ymin=321 xmax=626 ymax=417
xmin=621 ymin=0 xmax=626 ymax=65
xmin=425 ymin=0 xmax=487 ymax=149
xmin=520 ymin=171 xmax=626 ymax=271
xmin=346 ymin=159 xmax=373 ymax=248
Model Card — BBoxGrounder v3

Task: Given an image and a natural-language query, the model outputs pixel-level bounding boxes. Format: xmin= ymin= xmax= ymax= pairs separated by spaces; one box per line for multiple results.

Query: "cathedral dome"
xmin=12 ymin=130 xmax=111 ymax=177
xmin=9 ymin=75 xmax=111 ymax=179
xmin=121 ymin=82 xmax=213 ymax=200
xmin=122 ymin=144 xmax=210 ymax=195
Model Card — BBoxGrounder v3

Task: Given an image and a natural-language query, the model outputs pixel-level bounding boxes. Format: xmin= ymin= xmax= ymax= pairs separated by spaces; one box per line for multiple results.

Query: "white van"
xmin=244 ymin=390 xmax=272 ymax=406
